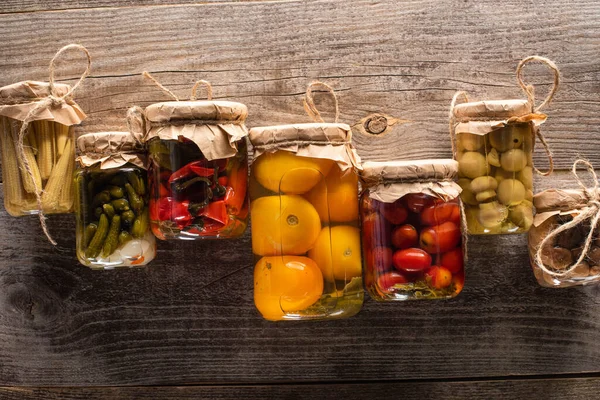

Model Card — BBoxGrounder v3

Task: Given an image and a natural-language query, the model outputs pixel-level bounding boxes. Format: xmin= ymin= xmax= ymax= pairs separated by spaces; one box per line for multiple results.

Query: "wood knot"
xmin=364 ymin=115 xmax=388 ymax=135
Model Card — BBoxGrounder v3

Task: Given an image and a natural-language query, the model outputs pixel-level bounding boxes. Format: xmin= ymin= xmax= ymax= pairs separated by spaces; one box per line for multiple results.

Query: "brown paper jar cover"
xmin=77 ymin=131 xmax=146 ymax=170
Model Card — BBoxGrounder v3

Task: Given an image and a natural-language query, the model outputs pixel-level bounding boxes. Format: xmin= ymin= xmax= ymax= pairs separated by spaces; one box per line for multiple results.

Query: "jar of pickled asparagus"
xmin=360 ymin=160 xmax=465 ymax=300
xmin=75 ymin=132 xmax=156 ymax=269
xmin=0 ymin=81 xmax=85 ymax=216
xmin=142 ymin=100 xmax=249 ymax=240
xmin=248 ymin=122 xmax=363 ymax=321
xmin=528 ymin=161 xmax=600 ymax=288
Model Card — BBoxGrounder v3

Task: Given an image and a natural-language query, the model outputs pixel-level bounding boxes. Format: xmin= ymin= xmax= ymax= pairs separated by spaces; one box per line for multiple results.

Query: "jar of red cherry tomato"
xmin=360 ymin=160 xmax=465 ymax=301
xmin=139 ymin=95 xmax=249 ymax=240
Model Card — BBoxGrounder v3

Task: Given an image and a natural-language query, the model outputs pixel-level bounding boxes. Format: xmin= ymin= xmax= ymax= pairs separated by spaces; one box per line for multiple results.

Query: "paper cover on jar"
xmin=143 ymin=100 xmax=248 ymax=161
xmin=532 ymin=188 xmax=599 ymax=227
xmin=453 ymin=99 xmax=547 ymax=136
xmin=0 ymin=81 xmax=86 ymax=126
xmin=76 ymin=132 xmax=146 ymax=170
xmin=249 ymin=122 xmax=361 ymax=172
xmin=360 ymin=159 xmax=462 ymax=203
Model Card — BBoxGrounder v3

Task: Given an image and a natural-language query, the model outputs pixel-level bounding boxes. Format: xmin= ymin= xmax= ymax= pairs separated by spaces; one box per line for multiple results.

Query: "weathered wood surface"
xmin=0 ymin=0 xmax=599 ymax=394
xmin=0 ymin=0 xmax=598 ymax=169
xmin=2 ymin=377 xmax=600 ymax=399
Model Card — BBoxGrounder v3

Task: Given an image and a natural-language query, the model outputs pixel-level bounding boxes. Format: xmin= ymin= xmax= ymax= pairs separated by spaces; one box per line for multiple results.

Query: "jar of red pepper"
xmin=139 ymin=85 xmax=249 ymax=240
xmin=360 ymin=160 xmax=466 ymax=301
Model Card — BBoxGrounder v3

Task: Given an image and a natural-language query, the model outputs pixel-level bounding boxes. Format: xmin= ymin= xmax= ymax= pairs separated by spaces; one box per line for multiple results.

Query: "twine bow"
xmin=448 ymin=56 xmax=560 ymax=177
xmin=142 ymin=71 xmax=213 ymax=102
xmin=535 ymin=160 xmax=600 ymax=277
xmin=303 ymin=81 xmax=339 ymax=123
xmin=1 ymin=44 xmax=91 ymax=245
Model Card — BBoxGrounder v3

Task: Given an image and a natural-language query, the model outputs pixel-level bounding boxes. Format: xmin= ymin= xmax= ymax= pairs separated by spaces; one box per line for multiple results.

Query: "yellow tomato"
xmin=253 ymin=150 xmax=334 ymax=194
xmin=254 ymin=256 xmax=324 ymax=321
xmin=308 ymin=225 xmax=362 ymax=282
xmin=305 ymin=166 xmax=359 ymax=223
xmin=251 ymin=195 xmax=321 ymax=256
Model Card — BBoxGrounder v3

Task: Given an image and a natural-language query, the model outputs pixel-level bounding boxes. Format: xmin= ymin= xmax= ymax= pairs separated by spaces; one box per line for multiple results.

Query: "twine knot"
xmin=303 ymin=81 xmax=340 ymax=123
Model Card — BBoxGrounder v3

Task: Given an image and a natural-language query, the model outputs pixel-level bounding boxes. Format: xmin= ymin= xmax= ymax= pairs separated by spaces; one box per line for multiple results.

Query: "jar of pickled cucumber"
xmin=0 ymin=81 xmax=85 ymax=217
xmin=359 ymin=160 xmax=465 ymax=301
xmin=528 ymin=161 xmax=600 ymax=288
xmin=450 ymin=56 xmax=559 ymax=235
xmin=75 ymin=132 xmax=156 ymax=269
xmin=248 ymin=121 xmax=363 ymax=321
xmin=141 ymin=100 xmax=249 ymax=240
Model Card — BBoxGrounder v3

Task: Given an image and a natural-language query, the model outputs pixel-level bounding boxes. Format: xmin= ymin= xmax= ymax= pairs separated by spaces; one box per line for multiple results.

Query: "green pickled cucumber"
xmin=101 ymin=215 xmax=121 ymax=258
xmin=92 ymin=190 xmax=111 ymax=207
xmin=121 ymin=210 xmax=135 ymax=225
xmin=107 ymin=185 xmax=125 ymax=199
xmin=85 ymin=214 xmax=109 ymax=259
xmin=118 ymin=231 xmax=133 ymax=246
xmin=111 ymin=198 xmax=130 ymax=212
xmin=131 ymin=209 xmax=149 ymax=238
xmin=102 ymin=203 xmax=115 ymax=218
xmin=83 ymin=223 xmax=98 ymax=247
xmin=127 ymin=171 xmax=146 ymax=196
xmin=125 ymin=183 xmax=144 ymax=213
xmin=94 ymin=207 xmax=103 ymax=219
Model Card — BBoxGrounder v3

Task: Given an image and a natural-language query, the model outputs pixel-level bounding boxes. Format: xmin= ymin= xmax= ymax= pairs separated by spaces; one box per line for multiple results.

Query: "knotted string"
xmin=535 ymin=160 xmax=600 ymax=277
xmin=190 ymin=80 xmax=213 ymax=101
xmin=516 ymin=56 xmax=560 ymax=176
xmin=303 ymin=81 xmax=339 ymax=123
xmin=5 ymin=44 xmax=91 ymax=245
xmin=448 ymin=90 xmax=469 ymax=159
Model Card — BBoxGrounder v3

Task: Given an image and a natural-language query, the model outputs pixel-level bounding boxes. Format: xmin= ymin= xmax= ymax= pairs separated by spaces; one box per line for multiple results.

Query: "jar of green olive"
xmin=75 ymin=132 xmax=156 ymax=269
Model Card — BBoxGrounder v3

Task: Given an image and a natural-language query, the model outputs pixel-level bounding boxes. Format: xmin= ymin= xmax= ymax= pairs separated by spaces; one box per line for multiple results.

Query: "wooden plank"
xmin=0 ymin=0 xmax=598 ymax=169
xmin=1 ymin=171 xmax=600 ymax=386
xmin=0 ymin=1 xmax=266 ymax=14
xmin=2 ymin=377 xmax=600 ymax=399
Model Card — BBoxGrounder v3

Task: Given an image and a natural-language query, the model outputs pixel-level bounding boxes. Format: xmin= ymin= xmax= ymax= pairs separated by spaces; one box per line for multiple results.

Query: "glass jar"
xmin=75 ymin=132 xmax=156 ymax=269
xmin=0 ymin=81 xmax=85 ymax=216
xmin=529 ymin=186 xmax=600 ymax=288
xmin=142 ymin=101 xmax=249 ymax=240
xmin=248 ymin=123 xmax=363 ymax=321
xmin=360 ymin=160 xmax=465 ymax=300
xmin=452 ymin=100 xmax=541 ymax=235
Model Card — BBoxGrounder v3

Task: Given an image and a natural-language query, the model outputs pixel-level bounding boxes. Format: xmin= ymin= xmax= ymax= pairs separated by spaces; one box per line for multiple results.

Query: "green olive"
xmin=458 ymin=178 xmax=478 ymax=206
xmin=477 ymin=201 xmax=508 ymax=228
xmin=489 ymin=125 xmax=526 ymax=152
xmin=459 ymin=151 xmax=489 ymax=179
xmin=497 ymin=178 xmax=526 ymax=206
xmin=487 ymin=148 xmax=501 ymax=167
xmin=458 ymin=133 xmax=485 ymax=151
xmin=518 ymin=166 xmax=533 ymax=189
xmin=470 ymin=176 xmax=498 ymax=193
xmin=476 ymin=189 xmax=496 ymax=202
xmin=501 ymin=149 xmax=528 ymax=172
xmin=508 ymin=201 xmax=533 ymax=230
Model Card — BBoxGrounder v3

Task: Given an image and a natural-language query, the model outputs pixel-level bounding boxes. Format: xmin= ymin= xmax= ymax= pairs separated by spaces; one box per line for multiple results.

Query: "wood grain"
xmin=1 ymin=172 xmax=600 ymax=386
xmin=2 ymin=377 xmax=600 ymax=399
xmin=0 ymin=0 xmax=598 ymax=169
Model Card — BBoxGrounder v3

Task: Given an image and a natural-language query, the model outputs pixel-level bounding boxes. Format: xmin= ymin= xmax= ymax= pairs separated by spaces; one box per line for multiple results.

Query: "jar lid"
xmin=533 ymin=188 xmax=598 ymax=213
xmin=453 ymin=99 xmax=531 ymax=119
xmin=361 ymin=159 xmax=459 ymax=182
xmin=144 ymin=100 xmax=248 ymax=123
xmin=0 ymin=81 xmax=72 ymax=103
xmin=77 ymin=132 xmax=142 ymax=156
xmin=249 ymin=122 xmax=352 ymax=147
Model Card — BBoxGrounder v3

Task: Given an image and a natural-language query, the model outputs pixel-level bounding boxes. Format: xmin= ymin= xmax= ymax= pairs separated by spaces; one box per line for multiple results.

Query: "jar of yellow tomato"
xmin=248 ymin=121 xmax=363 ymax=321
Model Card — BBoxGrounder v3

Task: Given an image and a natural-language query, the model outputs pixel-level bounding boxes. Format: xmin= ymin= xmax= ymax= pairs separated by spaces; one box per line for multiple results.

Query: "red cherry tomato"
xmin=381 ymin=200 xmax=408 ymax=225
xmin=425 ymin=266 xmax=453 ymax=289
xmin=377 ymin=271 xmax=409 ymax=292
xmin=391 ymin=224 xmax=418 ymax=249
xmin=362 ymin=213 xmax=391 ymax=248
xmin=452 ymin=272 xmax=465 ymax=294
xmin=420 ymin=221 xmax=461 ymax=254
xmin=440 ymin=247 xmax=464 ymax=274
xmin=368 ymin=247 xmax=393 ymax=273
xmin=392 ymin=248 xmax=432 ymax=273
xmin=420 ymin=202 xmax=459 ymax=226
xmin=404 ymin=193 xmax=434 ymax=213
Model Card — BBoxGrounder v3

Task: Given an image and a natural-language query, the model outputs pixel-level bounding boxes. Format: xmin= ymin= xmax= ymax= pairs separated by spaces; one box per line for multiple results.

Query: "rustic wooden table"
xmin=0 ymin=1 xmax=599 ymax=398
